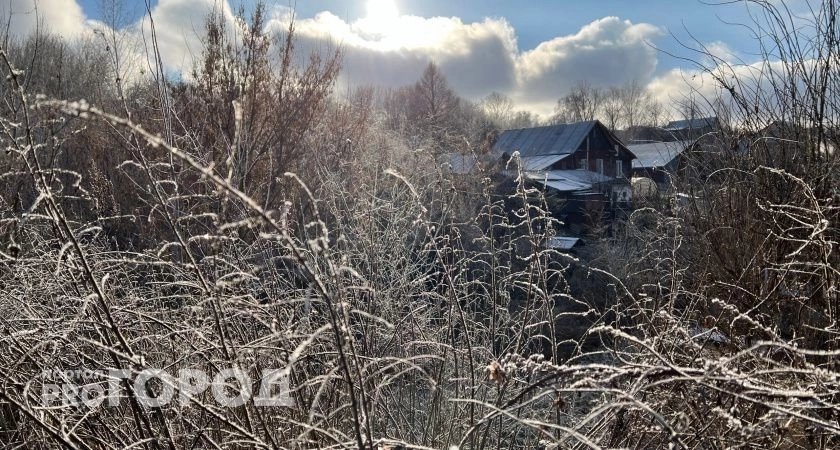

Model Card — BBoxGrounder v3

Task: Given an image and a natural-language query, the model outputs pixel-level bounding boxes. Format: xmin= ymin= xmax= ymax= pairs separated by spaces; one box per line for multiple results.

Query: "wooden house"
xmin=663 ymin=116 xmax=720 ymax=140
xmin=492 ymin=120 xmax=637 ymax=229
xmin=627 ymin=140 xmax=693 ymax=188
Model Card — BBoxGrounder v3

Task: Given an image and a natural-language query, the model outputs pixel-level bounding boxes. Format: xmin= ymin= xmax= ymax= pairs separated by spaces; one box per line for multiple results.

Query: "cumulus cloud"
xmin=646 ymin=56 xmax=815 ymax=125
xmin=2 ymin=0 xmax=238 ymax=82
xmin=0 ymin=0 xmax=90 ymax=39
xmin=5 ymin=0 xmax=672 ymax=117
xmin=276 ymin=12 xmax=519 ymax=98
xmin=515 ymin=17 xmax=663 ymax=111
xmin=1 ymin=1 xmax=152 ymax=87
xmin=278 ymin=12 xmax=664 ymax=115
xmin=141 ymin=0 xmax=239 ymax=75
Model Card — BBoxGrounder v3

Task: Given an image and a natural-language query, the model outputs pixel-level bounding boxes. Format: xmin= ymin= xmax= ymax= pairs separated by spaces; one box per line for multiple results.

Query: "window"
xmin=579 ymin=158 xmax=588 ymax=170
xmin=616 ymin=160 xmax=624 ymax=177
xmin=596 ymin=158 xmax=604 ymax=174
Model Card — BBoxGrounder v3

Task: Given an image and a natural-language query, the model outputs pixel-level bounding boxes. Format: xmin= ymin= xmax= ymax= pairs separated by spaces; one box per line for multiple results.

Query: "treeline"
xmin=0 ymin=5 xmax=518 ymax=245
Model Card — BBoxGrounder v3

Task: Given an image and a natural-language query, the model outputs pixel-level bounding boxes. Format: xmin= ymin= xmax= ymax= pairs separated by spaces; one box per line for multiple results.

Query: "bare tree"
xmin=552 ymin=80 xmax=603 ymax=123
xmin=510 ymin=109 xmax=537 ymax=128
xmin=1 ymin=1 xmax=839 ymax=449
xmin=600 ymin=86 xmax=624 ymax=131
xmin=481 ymin=91 xmax=515 ymax=129
xmin=617 ymin=79 xmax=656 ymax=130
xmin=179 ymin=2 xmax=341 ymax=207
xmin=408 ymin=62 xmax=462 ymax=152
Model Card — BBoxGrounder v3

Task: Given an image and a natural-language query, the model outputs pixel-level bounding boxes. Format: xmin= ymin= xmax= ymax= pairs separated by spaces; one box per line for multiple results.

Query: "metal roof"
xmin=527 ymin=170 xmax=613 ymax=184
xmin=527 ymin=170 xmax=613 ymax=192
xmin=539 ymin=179 xmax=592 ymax=192
xmin=545 ymin=237 xmax=582 ymax=250
xmin=515 ymin=154 xmax=567 ymax=171
xmin=627 ymin=140 xmax=692 ymax=169
xmin=493 ymin=121 xmax=598 ymax=158
xmin=441 ymin=153 xmax=479 ymax=174
xmin=664 ymin=116 xmax=718 ymax=131
xmin=688 ymin=325 xmax=730 ymax=344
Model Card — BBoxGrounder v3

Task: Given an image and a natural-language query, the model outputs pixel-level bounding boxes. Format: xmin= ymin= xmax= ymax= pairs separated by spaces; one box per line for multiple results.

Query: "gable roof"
xmin=664 ymin=116 xmax=718 ymax=131
xmin=515 ymin=154 xmax=567 ymax=171
xmin=493 ymin=121 xmax=599 ymax=158
xmin=545 ymin=236 xmax=583 ymax=250
xmin=526 ymin=170 xmax=614 ymax=192
xmin=628 ymin=140 xmax=693 ymax=169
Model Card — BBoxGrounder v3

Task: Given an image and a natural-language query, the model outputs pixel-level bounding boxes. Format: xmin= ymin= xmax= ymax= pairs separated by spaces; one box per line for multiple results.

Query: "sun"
xmin=358 ymin=0 xmax=418 ymax=49
xmin=365 ymin=0 xmax=400 ymax=29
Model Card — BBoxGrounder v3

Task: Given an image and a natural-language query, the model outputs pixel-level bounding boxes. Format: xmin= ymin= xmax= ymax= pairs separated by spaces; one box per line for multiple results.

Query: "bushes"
xmin=0 ymin=1 xmax=839 ymax=448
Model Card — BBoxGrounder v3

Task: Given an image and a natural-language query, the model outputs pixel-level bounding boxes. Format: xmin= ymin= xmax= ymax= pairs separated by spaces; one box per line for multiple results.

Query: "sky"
xmin=1 ymin=0 xmax=810 ymax=117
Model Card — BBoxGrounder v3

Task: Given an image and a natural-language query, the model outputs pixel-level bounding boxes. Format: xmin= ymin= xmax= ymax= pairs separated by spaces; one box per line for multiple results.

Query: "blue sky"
xmin=6 ymin=0 xmax=798 ymax=116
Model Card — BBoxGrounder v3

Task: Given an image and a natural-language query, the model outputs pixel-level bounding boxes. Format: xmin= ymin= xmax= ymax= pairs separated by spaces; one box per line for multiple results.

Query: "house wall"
xmin=500 ymin=121 xmax=635 ymax=233
xmin=547 ymin=126 xmax=633 ymax=177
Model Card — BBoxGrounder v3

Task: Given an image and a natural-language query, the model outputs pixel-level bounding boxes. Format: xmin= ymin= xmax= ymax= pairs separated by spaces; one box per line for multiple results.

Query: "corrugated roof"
xmin=545 ymin=237 xmax=582 ymax=250
xmin=539 ymin=179 xmax=592 ymax=192
xmin=628 ymin=140 xmax=692 ymax=169
xmin=527 ymin=170 xmax=613 ymax=184
xmin=441 ymin=153 xmax=479 ymax=174
xmin=664 ymin=116 xmax=718 ymax=131
xmin=515 ymin=154 xmax=567 ymax=171
xmin=493 ymin=121 xmax=597 ymax=157
xmin=527 ymin=170 xmax=613 ymax=192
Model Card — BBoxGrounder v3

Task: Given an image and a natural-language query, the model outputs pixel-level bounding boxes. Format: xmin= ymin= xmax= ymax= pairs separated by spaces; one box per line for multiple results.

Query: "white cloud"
xmin=279 ymin=13 xmax=664 ymax=116
xmin=140 ymin=0 xmax=239 ymax=76
xmin=645 ymin=57 xmax=810 ymax=125
xmin=700 ymin=40 xmax=738 ymax=66
xmin=5 ymin=0 xmax=670 ymax=117
xmin=0 ymin=0 xmax=89 ymax=39
xmin=1 ymin=1 xmax=152 ymax=87
xmin=278 ymin=12 xmax=519 ymax=98
xmin=515 ymin=17 xmax=663 ymax=114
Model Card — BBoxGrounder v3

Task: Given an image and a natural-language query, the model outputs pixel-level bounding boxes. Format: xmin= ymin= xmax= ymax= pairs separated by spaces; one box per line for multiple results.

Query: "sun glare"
xmin=365 ymin=0 xmax=400 ymax=28
xmin=358 ymin=0 xmax=432 ymax=50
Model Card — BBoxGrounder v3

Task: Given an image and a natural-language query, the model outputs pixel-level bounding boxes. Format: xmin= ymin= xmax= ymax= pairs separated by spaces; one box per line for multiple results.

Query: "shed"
xmin=544 ymin=236 xmax=583 ymax=251
xmin=664 ymin=116 xmax=719 ymax=132
xmin=628 ymin=140 xmax=693 ymax=185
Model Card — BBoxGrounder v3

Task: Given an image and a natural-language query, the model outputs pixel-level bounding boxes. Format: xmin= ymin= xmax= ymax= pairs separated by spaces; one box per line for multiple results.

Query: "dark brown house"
xmin=492 ymin=120 xmax=637 ymax=229
xmin=493 ymin=120 xmax=635 ymax=194
xmin=493 ymin=120 xmax=635 ymax=178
